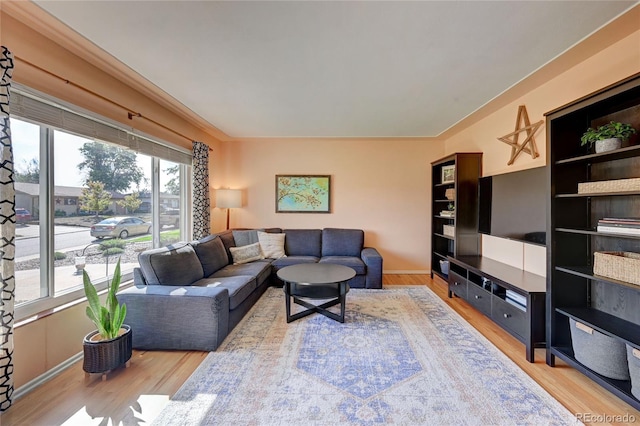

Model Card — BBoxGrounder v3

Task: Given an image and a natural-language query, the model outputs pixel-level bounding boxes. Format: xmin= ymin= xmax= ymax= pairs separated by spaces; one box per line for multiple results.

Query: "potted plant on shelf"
xmin=82 ymin=258 xmax=132 ymax=378
xmin=580 ymin=121 xmax=636 ymax=153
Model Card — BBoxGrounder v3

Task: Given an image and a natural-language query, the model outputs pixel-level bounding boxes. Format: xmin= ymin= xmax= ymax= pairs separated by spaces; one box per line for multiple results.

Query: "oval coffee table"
xmin=277 ymin=263 xmax=356 ymax=323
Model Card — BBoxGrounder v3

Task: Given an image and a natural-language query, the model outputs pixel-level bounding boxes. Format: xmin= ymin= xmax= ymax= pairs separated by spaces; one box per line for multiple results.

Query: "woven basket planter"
xmin=83 ymin=324 xmax=132 ymax=376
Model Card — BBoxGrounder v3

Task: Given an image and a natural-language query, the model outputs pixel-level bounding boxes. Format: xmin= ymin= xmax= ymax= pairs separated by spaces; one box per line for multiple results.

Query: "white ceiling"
xmin=34 ymin=1 xmax=636 ymax=139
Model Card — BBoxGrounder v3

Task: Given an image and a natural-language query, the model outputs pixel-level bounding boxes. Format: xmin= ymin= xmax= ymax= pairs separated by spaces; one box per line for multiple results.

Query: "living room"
xmin=2 ymin=1 xmax=640 ymax=424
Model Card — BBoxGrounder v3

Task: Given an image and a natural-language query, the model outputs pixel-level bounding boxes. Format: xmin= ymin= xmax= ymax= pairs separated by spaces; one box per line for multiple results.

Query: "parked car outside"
xmin=15 ymin=208 xmax=32 ymax=223
xmin=160 ymin=205 xmax=180 ymax=228
xmin=90 ymin=216 xmax=151 ymax=239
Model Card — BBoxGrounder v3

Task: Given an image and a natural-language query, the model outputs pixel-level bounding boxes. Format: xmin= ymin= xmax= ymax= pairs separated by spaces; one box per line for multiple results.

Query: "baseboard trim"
xmin=13 ymin=352 xmax=83 ymax=401
xmin=384 ymin=270 xmax=430 ymax=275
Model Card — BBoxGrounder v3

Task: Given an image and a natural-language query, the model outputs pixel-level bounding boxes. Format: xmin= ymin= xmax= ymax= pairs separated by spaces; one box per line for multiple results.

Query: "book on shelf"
xmin=598 ymin=218 xmax=640 ymax=228
xmin=597 ymin=225 xmax=640 ymax=235
xmin=504 ymin=297 xmax=526 ymax=312
xmin=440 ymin=210 xmax=455 ymax=217
xmin=505 ymin=289 xmax=527 ymax=307
xmin=600 ymin=217 xmax=640 ymax=223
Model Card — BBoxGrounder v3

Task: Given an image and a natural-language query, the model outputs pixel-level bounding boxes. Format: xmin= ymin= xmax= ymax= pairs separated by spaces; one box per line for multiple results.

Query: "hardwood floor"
xmin=3 ymin=275 xmax=639 ymax=425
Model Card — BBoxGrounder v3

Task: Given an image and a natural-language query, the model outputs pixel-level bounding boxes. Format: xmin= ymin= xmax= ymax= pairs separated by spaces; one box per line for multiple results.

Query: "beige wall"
xmin=217 ymin=138 xmax=443 ymax=272
xmin=14 ymin=302 xmax=95 ymax=389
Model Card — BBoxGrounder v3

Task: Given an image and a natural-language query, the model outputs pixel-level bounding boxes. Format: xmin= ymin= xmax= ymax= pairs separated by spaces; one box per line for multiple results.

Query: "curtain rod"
xmin=16 ymin=55 xmax=197 ymax=144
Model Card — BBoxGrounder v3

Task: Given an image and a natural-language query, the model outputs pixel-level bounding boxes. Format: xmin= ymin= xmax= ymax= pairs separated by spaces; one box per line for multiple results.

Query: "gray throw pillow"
xmin=229 ymin=242 xmax=264 ymax=265
xmin=258 ymin=231 xmax=286 ymax=259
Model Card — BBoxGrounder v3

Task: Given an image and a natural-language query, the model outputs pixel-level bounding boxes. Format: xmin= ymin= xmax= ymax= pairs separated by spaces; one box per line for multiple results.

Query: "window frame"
xmin=12 ymin=88 xmax=193 ymax=322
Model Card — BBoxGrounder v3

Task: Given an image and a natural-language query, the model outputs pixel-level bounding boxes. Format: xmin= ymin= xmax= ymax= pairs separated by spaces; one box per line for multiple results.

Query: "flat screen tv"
xmin=478 ymin=166 xmax=547 ymax=245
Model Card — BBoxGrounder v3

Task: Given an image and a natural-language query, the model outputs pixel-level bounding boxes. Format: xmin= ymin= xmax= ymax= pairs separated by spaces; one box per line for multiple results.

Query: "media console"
xmin=447 ymin=255 xmax=546 ymax=362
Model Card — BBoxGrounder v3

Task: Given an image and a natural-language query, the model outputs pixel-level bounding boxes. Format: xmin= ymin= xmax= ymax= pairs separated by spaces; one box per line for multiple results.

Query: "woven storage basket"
xmin=593 ymin=251 xmax=640 ymax=286
xmin=443 ymin=225 xmax=455 ymax=237
xmin=627 ymin=345 xmax=640 ymax=401
xmin=578 ymin=177 xmax=640 ymax=194
xmin=445 ymin=188 xmax=455 ymax=200
xmin=570 ymin=319 xmax=630 ymax=380
xmin=83 ymin=325 xmax=133 ymax=373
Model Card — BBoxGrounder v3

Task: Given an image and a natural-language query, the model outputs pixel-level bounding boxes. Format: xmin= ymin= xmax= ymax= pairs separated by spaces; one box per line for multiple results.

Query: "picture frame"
xmin=441 ymin=165 xmax=455 ymax=184
xmin=276 ymin=175 xmax=331 ymax=213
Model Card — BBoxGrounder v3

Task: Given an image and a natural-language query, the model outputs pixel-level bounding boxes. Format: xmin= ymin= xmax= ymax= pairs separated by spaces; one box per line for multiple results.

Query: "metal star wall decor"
xmin=498 ymin=105 xmax=543 ymax=166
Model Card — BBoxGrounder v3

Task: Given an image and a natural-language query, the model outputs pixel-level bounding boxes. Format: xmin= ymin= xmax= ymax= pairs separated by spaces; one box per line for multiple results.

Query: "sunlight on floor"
xmin=61 ymin=394 xmax=170 ymax=426
xmin=153 ymin=393 xmax=219 ymax=425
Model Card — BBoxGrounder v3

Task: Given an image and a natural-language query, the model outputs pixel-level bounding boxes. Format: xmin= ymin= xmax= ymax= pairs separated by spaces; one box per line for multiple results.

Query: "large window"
xmin=12 ymin=88 xmax=192 ymax=320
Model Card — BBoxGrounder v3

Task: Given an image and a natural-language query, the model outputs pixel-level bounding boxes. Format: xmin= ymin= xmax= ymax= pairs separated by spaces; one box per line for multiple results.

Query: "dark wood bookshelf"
xmin=430 ymin=153 xmax=482 ymax=279
xmin=546 ymin=72 xmax=640 ymax=410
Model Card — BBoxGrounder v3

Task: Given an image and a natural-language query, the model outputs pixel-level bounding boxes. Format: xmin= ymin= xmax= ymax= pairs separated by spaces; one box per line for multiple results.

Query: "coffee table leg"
xmin=284 ymin=281 xmax=349 ymax=323
xmin=284 ymin=281 xmax=293 ymax=323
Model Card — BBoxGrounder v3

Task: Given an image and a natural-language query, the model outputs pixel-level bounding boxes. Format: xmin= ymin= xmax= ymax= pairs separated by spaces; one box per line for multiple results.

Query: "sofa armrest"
xmin=117 ymin=284 xmax=230 ymax=351
xmin=361 ymin=247 xmax=383 ymax=289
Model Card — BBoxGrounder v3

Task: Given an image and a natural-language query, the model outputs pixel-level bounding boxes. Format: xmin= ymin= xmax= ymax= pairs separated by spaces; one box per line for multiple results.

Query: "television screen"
xmin=478 ymin=166 xmax=547 ymax=245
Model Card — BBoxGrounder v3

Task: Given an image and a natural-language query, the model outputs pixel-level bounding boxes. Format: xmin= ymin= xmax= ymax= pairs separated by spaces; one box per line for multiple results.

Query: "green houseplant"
xmin=82 ymin=258 xmax=133 ymax=376
xmin=83 ymin=258 xmax=127 ymax=339
xmin=580 ymin=121 xmax=636 ymax=153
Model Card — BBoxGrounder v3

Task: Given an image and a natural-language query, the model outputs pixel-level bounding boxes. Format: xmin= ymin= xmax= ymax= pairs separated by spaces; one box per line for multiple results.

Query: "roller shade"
xmin=11 ymin=88 xmax=192 ymax=165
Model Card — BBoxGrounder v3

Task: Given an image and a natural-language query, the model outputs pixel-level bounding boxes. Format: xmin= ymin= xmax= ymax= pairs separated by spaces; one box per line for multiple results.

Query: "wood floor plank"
xmin=2 ymin=275 xmax=638 ymax=425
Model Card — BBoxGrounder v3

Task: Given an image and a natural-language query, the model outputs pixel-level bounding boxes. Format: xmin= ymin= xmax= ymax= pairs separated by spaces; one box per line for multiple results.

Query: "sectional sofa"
xmin=117 ymin=228 xmax=383 ymax=351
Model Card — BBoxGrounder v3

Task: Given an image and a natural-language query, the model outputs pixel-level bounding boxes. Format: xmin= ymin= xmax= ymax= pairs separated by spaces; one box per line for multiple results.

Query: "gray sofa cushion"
xmin=138 ymin=243 xmax=204 ymax=286
xmin=319 ymin=256 xmax=366 ymax=275
xmin=232 ymin=229 xmax=260 ymax=247
xmin=195 ymin=276 xmax=257 ymax=310
xmin=322 ymin=228 xmax=364 ymax=257
xmin=283 ymin=229 xmax=322 ymax=257
xmin=190 ymin=235 xmax=229 ymax=277
xmin=212 ymin=259 xmax=272 ymax=286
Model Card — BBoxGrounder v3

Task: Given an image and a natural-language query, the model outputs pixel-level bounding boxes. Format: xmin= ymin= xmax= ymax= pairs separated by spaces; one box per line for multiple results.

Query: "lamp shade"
xmin=216 ymin=189 xmax=242 ymax=208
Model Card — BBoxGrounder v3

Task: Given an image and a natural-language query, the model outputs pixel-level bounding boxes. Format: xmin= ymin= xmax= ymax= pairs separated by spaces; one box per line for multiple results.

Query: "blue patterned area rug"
xmin=153 ymin=286 xmax=577 ymax=425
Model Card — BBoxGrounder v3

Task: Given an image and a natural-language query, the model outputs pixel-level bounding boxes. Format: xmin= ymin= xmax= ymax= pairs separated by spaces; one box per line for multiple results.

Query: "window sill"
xmin=15 ymin=278 xmax=135 ymax=329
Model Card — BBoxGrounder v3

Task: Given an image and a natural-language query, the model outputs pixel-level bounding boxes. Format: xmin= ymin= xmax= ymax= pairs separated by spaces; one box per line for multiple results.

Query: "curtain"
xmin=192 ymin=141 xmax=210 ymax=240
xmin=0 ymin=46 xmax=15 ymax=412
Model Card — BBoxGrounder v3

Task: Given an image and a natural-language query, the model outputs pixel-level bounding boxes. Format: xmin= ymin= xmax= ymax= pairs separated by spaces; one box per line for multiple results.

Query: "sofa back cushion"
xmin=214 ymin=230 xmax=236 ymax=264
xmin=322 ymin=228 xmax=364 ymax=257
xmin=283 ymin=229 xmax=322 ymax=257
xmin=138 ymin=243 xmax=204 ymax=286
xmin=232 ymin=229 xmax=260 ymax=247
xmin=190 ymin=235 xmax=229 ymax=277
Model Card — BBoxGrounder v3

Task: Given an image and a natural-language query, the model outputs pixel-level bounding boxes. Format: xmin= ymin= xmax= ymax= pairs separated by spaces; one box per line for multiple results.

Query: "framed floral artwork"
xmin=276 ymin=175 xmax=331 ymax=213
